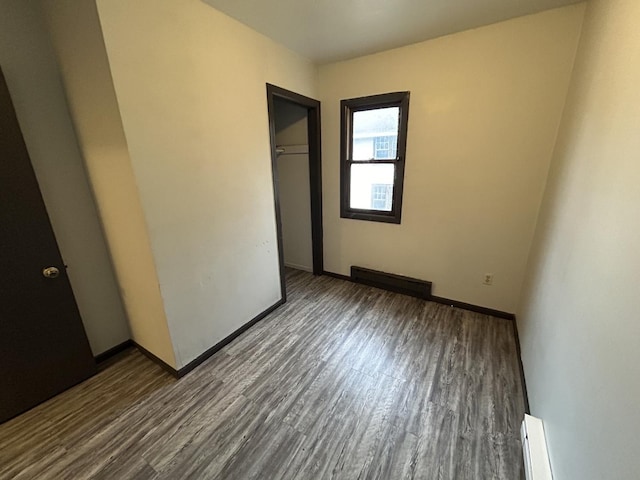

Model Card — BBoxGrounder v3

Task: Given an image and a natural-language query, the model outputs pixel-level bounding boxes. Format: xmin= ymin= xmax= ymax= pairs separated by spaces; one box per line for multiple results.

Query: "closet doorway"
xmin=266 ymin=84 xmax=322 ymax=300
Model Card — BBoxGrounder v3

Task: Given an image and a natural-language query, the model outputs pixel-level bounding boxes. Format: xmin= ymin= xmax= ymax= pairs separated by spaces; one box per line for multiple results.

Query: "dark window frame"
xmin=340 ymin=91 xmax=410 ymax=224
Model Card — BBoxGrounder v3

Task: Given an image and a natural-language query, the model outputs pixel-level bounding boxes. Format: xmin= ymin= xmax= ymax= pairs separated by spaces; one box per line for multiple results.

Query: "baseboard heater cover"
xmin=350 ymin=266 xmax=432 ymax=299
xmin=521 ymin=414 xmax=553 ymax=480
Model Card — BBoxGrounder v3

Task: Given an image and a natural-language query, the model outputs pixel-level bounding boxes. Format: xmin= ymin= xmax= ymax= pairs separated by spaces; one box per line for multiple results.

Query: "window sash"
xmin=346 ymin=159 xmax=401 ymax=164
xmin=348 ymin=163 xmax=396 ymax=212
xmin=348 ymin=106 xmax=401 ymax=162
xmin=345 ymin=158 xmax=400 ymax=214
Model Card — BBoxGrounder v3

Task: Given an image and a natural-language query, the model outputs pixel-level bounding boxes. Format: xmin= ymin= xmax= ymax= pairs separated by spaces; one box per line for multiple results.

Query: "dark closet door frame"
xmin=266 ymin=83 xmax=323 ymax=300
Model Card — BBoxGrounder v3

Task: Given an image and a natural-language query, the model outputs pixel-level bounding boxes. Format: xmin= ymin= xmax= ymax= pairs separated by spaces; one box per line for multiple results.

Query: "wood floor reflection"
xmin=0 ymin=268 xmax=526 ymax=479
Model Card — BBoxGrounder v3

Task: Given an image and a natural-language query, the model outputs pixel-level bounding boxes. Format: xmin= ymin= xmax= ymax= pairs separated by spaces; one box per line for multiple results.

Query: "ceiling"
xmin=202 ymin=0 xmax=583 ymax=64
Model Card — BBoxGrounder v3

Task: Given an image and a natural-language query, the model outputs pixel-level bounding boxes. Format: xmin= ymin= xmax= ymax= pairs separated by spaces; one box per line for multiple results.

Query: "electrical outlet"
xmin=483 ymin=273 xmax=494 ymax=286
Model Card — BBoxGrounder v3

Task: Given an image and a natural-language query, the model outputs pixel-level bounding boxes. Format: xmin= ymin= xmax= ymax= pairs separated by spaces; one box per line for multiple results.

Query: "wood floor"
xmin=0 ymin=269 xmax=526 ymax=479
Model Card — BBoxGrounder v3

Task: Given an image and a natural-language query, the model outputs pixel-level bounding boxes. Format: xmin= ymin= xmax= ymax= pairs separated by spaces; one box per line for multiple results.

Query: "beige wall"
xmin=275 ymin=100 xmax=313 ymax=271
xmin=319 ymin=5 xmax=585 ymax=312
xmin=517 ymin=0 xmax=640 ymax=478
xmin=0 ymin=0 xmax=129 ymax=355
xmin=95 ymin=0 xmax=317 ymax=368
xmin=44 ymin=0 xmax=176 ymax=366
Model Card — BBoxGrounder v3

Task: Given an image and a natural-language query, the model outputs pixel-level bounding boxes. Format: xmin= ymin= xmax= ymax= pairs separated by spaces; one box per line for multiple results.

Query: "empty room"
xmin=0 ymin=0 xmax=638 ymax=479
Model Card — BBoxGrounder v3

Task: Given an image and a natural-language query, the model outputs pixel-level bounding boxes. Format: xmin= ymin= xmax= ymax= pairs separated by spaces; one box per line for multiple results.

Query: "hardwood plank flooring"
xmin=0 ymin=269 xmax=526 ymax=479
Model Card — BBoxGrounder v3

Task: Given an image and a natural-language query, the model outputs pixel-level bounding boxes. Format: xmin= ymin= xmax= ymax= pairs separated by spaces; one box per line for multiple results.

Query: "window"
xmin=340 ymin=91 xmax=410 ymax=223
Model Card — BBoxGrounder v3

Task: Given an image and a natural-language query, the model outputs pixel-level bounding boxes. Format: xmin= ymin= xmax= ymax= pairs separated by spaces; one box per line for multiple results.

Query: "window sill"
xmin=340 ymin=210 xmax=401 ymax=224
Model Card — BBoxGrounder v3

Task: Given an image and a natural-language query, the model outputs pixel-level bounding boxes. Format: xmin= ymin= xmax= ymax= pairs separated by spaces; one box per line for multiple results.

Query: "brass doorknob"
xmin=42 ymin=266 xmax=60 ymax=279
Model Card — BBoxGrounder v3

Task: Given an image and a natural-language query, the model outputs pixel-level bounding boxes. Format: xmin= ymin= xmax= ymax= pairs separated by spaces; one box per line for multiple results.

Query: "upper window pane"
xmin=352 ymin=107 xmax=399 ymax=160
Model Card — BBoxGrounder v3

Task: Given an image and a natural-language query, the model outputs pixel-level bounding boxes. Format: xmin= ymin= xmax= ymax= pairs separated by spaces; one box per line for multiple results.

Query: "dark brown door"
xmin=0 ymin=68 xmax=96 ymax=423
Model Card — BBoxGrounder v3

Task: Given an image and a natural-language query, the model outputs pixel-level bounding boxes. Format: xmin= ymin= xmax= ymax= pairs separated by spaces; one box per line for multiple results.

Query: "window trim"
xmin=340 ymin=91 xmax=410 ymax=224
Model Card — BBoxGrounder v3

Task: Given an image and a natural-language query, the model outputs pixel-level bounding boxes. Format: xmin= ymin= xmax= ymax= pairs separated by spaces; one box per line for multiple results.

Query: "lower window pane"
xmin=350 ymin=164 xmax=395 ymax=211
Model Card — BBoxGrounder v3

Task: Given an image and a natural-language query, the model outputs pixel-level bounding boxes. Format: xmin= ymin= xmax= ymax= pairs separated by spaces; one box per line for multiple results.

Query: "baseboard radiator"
xmin=351 ymin=266 xmax=432 ymax=299
xmin=521 ymin=414 xmax=553 ymax=480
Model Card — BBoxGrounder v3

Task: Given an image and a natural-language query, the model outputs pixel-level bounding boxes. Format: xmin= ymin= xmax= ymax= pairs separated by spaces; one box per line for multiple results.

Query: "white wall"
xmin=0 ymin=0 xmax=129 ymax=355
xmin=517 ymin=0 xmax=640 ymax=478
xmin=318 ymin=5 xmax=585 ymax=313
xmin=275 ymin=100 xmax=313 ymax=272
xmin=95 ymin=0 xmax=317 ymax=368
xmin=44 ymin=0 xmax=176 ymax=366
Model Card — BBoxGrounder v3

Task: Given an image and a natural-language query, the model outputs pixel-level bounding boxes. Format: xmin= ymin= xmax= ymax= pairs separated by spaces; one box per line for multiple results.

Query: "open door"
xmin=266 ymin=84 xmax=323 ymax=300
xmin=0 ymin=68 xmax=96 ymax=423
